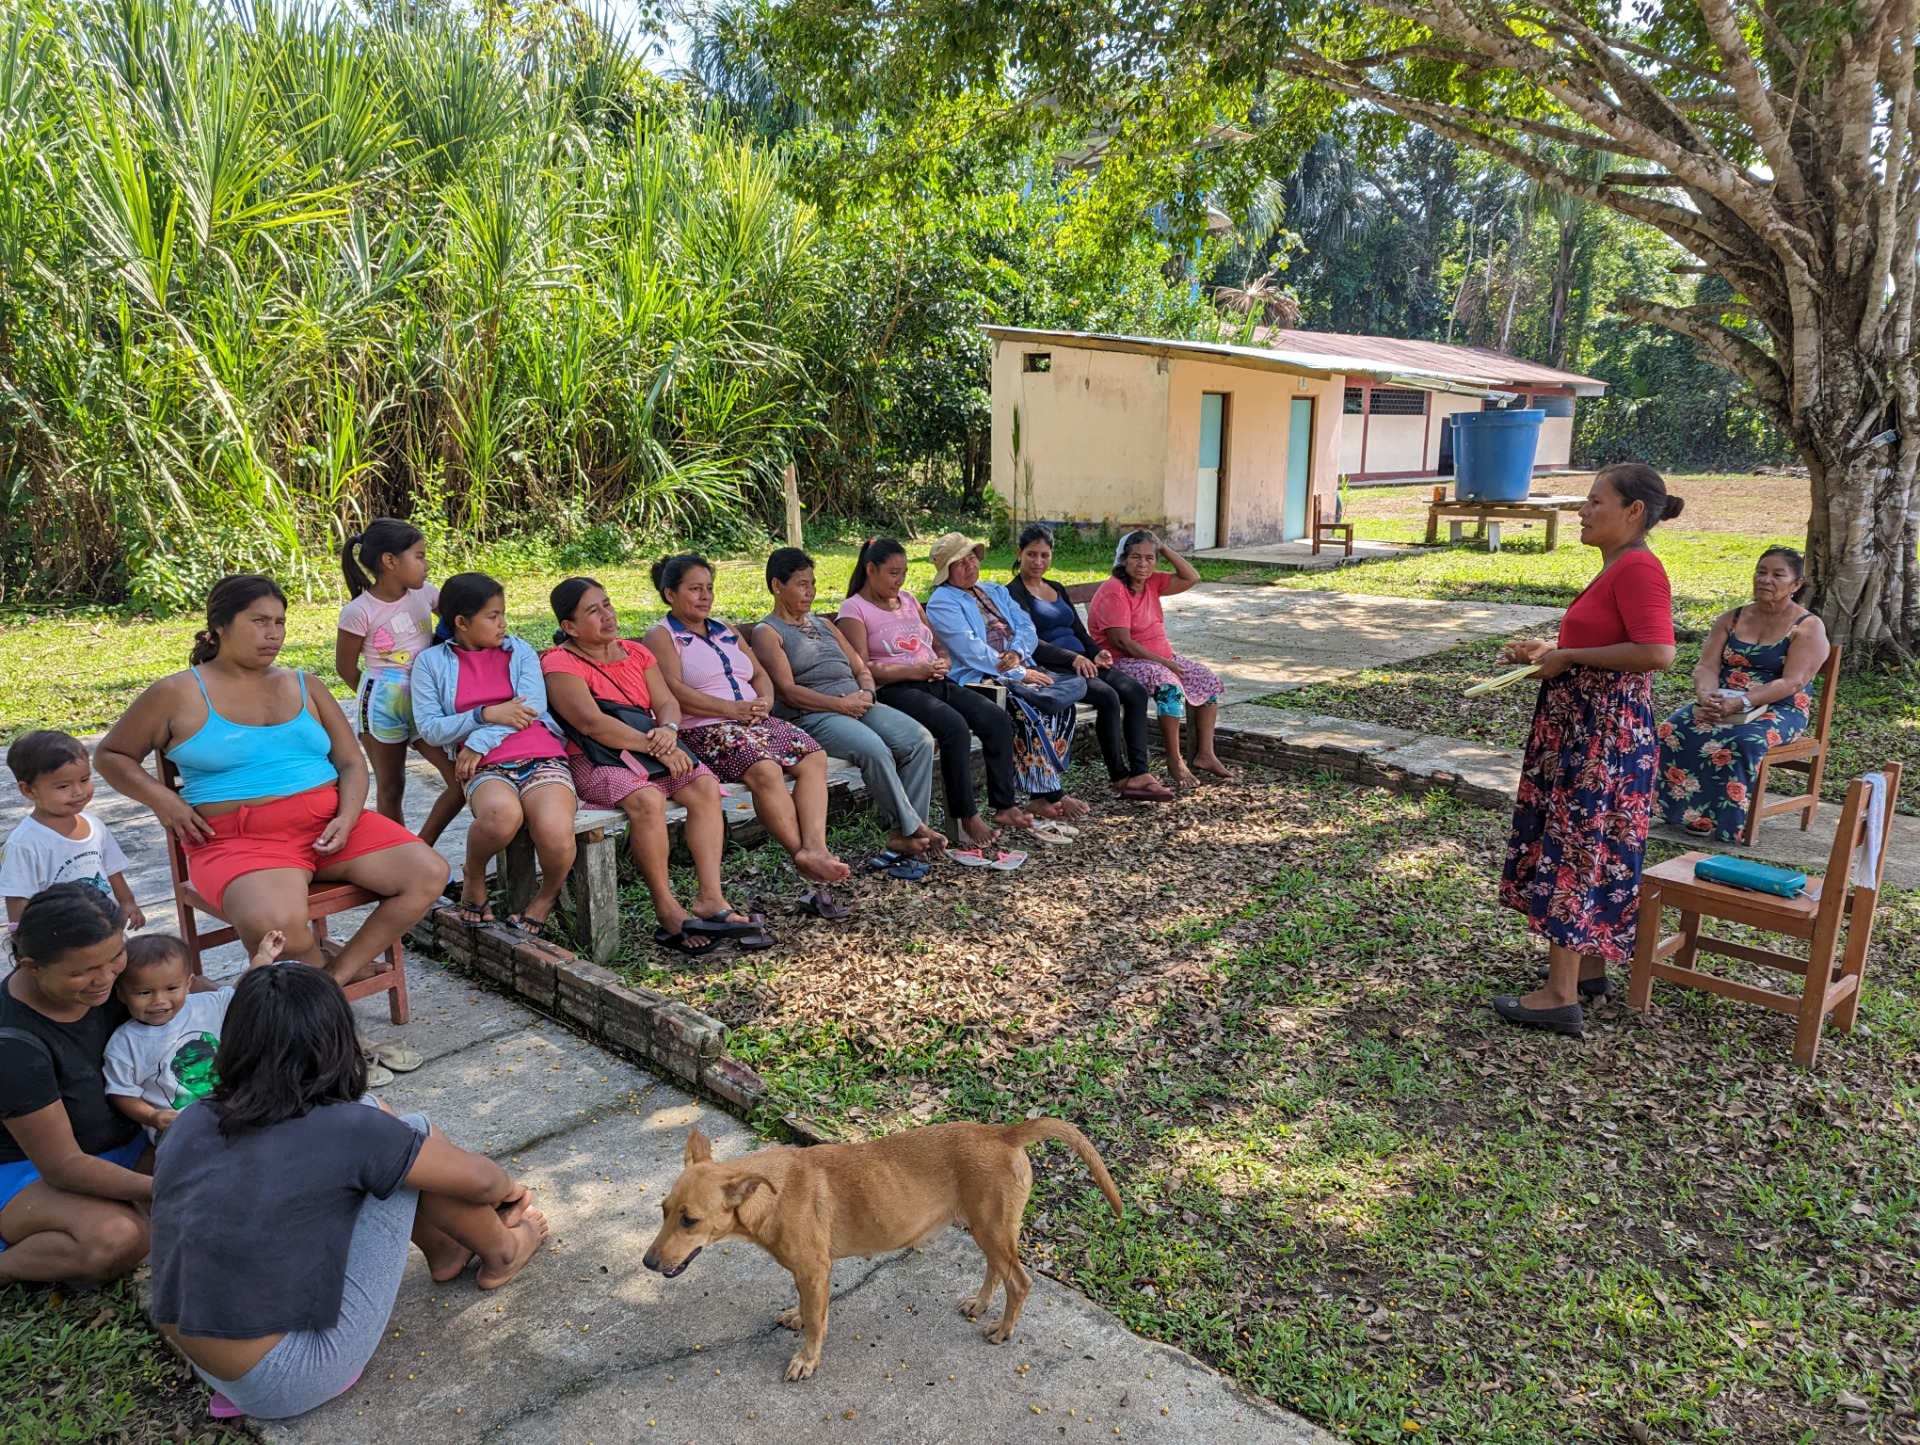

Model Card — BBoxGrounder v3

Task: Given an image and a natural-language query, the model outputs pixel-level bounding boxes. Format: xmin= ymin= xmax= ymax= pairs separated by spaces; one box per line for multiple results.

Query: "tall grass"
xmin=0 ymin=0 xmax=833 ymax=608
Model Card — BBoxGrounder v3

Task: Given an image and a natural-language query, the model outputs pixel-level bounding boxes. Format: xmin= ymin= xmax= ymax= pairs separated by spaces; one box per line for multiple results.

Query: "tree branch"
xmin=1862 ymin=4 xmax=1917 ymax=349
xmin=1618 ymin=294 xmax=1790 ymax=411
xmin=1695 ymin=0 xmax=1809 ymax=208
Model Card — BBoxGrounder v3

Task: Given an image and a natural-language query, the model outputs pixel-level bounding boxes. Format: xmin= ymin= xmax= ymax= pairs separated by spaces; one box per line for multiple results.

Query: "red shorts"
xmin=183 ymin=785 xmax=423 ymax=912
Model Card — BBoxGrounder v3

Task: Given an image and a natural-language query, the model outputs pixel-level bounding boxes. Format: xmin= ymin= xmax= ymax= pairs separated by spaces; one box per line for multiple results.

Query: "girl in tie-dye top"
xmin=334 ymin=518 xmax=464 ymax=845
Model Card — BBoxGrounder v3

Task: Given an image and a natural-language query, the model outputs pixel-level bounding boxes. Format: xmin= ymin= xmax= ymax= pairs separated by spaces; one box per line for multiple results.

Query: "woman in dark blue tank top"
xmin=1006 ymin=526 xmax=1173 ymax=802
xmin=96 ymin=576 xmax=450 ymax=994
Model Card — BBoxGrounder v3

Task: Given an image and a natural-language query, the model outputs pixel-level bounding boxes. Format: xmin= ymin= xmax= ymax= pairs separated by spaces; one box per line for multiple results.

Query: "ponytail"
xmin=341 ymin=518 xmax=425 ymax=599
xmin=191 ymin=575 xmax=287 ymax=664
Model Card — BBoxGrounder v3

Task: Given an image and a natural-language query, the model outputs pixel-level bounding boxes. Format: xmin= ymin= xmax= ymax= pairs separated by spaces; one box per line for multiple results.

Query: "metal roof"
xmin=983 ymin=325 xmax=1607 ymax=397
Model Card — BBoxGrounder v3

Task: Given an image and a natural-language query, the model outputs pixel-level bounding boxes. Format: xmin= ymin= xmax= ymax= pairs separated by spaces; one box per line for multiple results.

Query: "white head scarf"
xmin=1114 ymin=530 xmax=1155 ymax=568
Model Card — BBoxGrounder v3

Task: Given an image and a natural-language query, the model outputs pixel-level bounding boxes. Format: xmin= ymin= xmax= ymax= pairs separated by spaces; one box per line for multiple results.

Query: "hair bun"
xmin=1663 ymin=494 xmax=1686 ymax=522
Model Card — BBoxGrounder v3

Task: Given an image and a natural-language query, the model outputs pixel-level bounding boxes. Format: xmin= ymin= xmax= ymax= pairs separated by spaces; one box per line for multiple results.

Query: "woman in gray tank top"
xmin=752 ymin=549 xmax=942 ymax=860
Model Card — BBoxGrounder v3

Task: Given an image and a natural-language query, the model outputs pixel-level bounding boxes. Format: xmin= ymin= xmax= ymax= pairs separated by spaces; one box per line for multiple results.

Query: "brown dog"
xmin=641 ymin=1118 xmax=1123 ymax=1380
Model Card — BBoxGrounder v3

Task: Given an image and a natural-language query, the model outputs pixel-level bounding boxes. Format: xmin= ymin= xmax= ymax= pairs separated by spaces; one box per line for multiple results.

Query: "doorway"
xmin=1196 ymin=392 xmax=1227 ymax=550
xmin=1284 ymin=396 xmax=1314 ymax=540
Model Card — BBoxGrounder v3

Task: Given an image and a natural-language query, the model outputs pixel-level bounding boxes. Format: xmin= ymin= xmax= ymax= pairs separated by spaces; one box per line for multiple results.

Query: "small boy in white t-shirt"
xmin=104 ymin=930 xmax=285 ymax=1138
xmin=2 ymin=729 xmax=145 ymax=928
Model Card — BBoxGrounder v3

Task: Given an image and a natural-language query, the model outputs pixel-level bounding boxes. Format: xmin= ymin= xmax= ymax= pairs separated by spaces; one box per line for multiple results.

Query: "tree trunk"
xmin=1791 ymin=330 xmax=1920 ymax=662
xmin=1547 ymin=222 xmax=1576 ymax=370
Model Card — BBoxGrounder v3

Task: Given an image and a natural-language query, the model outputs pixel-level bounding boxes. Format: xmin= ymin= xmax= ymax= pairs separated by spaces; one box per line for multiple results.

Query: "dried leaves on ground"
xmin=612 ymin=770 xmax=1920 ymax=1444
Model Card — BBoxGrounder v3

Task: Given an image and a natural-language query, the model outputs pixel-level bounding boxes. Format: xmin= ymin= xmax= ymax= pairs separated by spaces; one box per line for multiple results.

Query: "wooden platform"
xmin=1425 ymin=493 xmax=1585 ymax=552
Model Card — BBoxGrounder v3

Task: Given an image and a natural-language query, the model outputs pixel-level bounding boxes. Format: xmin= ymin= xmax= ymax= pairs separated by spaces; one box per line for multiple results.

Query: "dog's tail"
xmin=1004 ymin=1118 xmax=1123 ymax=1219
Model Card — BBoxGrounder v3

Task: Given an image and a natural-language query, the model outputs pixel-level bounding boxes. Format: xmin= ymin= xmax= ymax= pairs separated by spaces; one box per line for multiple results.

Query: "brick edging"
xmin=407 ymin=903 xmax=768 ymax=1113
xmin=1207 ymin=722 xmax=1516 ymax=811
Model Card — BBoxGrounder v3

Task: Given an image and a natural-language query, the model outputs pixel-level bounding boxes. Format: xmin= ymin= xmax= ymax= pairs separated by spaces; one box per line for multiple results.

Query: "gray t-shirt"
xmin=150 ymin=1098 xmax=426 ymax=1338
xmin=757 ymin=614 xmax=859 ymax=719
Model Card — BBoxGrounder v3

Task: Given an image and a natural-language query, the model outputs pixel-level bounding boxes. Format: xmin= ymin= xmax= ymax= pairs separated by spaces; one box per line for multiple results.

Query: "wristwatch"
xmin=658 ymin=721 xmax=679 ymax=732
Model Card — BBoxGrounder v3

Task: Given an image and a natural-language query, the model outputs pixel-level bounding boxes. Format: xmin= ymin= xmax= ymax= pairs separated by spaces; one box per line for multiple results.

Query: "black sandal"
xmin=653 ymin=925 xmax=720 ymax=956
xmin=797 ymin=887 xmax=852 ymax=921
xmin=689 ymin=910 xmax=777 ymax=951
xmin=455 ymin=900 xmax=495 ymax=926
xmin=505 ymin=913 xmax=549 ymax=940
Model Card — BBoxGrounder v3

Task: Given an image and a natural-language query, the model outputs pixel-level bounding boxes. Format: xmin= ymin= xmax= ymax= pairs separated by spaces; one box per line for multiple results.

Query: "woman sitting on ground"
xmin=1656 ymin=546 xmax=1829 ymax=841
xmin=543 ymin=577 xmax=773 ymax=955
xmin=1007 ymin=524 xmax=1174 ymax=804
xmin=0 ymin=885 xmax=150 ymax=1286
xmin=150 ymin=963 xmax=547 ymax=1421
xmin=925 ymin=532 xmax=1089 ymax=840
xmin=97 ymin=575 xmax=449 ymax=990
xmin=412 ymin=573 xmax=576 ymax=938
xmin=752 ymin=548 xmax=944 ymax=867
xmin=643 ymin=554 xmax=852 ymax=919
xmin=838 ymin=537 xmax=1034 ymax=854
xmin=1086 ymin=531 xmax=1234 ymax=790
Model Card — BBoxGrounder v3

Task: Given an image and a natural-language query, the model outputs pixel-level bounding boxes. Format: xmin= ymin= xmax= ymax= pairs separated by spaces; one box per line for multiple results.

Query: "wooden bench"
xmin=1743 ymin=643 xmax=1843 ymax=845
xmin=1424 ymin=493 xmax=1585 ymax=552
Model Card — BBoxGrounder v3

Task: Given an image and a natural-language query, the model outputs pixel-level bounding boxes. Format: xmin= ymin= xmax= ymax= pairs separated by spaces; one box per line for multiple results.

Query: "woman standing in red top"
xmin=1495 ymin=463 xmax=1682 ymax=1036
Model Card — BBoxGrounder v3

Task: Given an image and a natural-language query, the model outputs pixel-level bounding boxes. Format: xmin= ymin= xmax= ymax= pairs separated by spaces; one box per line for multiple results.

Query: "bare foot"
xmin=960 ymin=815 xmax=998 ymax=849
xmin=1167 ymin=766 xmax=1199 ymax=791
xmin=794 ymin=848 xmax=851 ymax=884
xmin=886 ymin=832 xmax=930 ymax=857
xmin=477 ymin=1210 xmax=550 ymax=1290
xmin=1192 ymin=755 xmax=1237 ymax=782
xmin=912 ymin=826 xmax=947 ymax=856
xmin=1033 ymin=796 xmax=1090 ymax=822
xmin=994 ymin=807 xmax=1035 ymax=831
xmin=424 ymin=1237 xmax=481 ymax=1283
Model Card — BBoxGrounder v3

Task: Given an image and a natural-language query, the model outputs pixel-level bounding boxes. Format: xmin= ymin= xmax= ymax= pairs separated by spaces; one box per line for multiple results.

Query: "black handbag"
xmin=555 ymin=648 xmax=687 ymax=780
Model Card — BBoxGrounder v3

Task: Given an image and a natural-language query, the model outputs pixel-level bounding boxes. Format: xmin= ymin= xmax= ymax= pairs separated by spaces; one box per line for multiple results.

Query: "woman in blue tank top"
xmin=96 ymin=577 xmax=449 ymax=993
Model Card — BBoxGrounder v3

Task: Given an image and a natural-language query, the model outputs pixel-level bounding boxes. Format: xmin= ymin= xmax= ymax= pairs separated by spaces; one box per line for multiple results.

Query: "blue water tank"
xmin=1452 ymin=409 xmax=1545 ymax=503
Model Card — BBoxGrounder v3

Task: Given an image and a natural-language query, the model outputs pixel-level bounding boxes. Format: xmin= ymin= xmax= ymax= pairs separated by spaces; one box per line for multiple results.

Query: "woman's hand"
xmin=1021 ymin=667 xmax=1056 ymax=687
xmin=313 ymin=814 xmax=353 ymax=855
xmin=659 ymin=745 xmax=693 ymax=779
xmin=926 ymin=654 xmax=950 ymax=681
xmin=1072 ymin=654 xmax=1099 ymax=679
xmin=1501 ymin=638 xmax=1556 ymax=665
xmin=841 ymin=689 xmax=874 ymax=717
xmin=735 ymin=696 xmax=772 ymax=724
xmin=996 ymin=649 xmax=1023 ymax=673
xmin=640 ymin=726 xmax=679 ymax=759
xmin=495 ymin=1182 xmax=533 ymax=1227
xmin=456 ymin=747 xmax=485 ymax=784
xmin=1094 ymin=647 xmax=1115 ymax=669
xmin=482 ymin=697 xmax=538 ymax=730
xmin=155 ymin=792 xmax=215 ymax=846
xmin=1533 ymin=649 xmax=1575 ymax=679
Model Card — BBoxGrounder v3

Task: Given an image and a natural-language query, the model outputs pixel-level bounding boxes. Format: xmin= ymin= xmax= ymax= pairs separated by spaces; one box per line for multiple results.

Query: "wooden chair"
xmin=159 ymin=761 xmax=410 ymax=1024
xmin=1627 ymin=761 xmax=1901 ymax=1068
xmin=1741 ymin=644 xmax=1842 ymax=845
xmin=1311 ymin=505 xmax=1355 ymax=557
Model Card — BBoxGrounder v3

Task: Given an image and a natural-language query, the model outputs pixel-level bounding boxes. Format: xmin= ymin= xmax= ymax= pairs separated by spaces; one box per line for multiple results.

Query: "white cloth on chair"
xmin=1852 ymin=772 xmax=1887 ymax=888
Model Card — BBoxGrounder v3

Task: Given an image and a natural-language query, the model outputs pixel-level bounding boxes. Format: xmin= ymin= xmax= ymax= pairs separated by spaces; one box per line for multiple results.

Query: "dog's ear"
xmin=684 ymin=1126 xmax=712 ymax=1165
xmin=722 ymin=1173 xmax=776 ymax=1210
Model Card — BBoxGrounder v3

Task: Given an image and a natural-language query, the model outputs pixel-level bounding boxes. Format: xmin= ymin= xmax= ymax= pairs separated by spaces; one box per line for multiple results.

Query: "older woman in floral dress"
xmin=1656 ymin=547 xmax=1829 ymax=841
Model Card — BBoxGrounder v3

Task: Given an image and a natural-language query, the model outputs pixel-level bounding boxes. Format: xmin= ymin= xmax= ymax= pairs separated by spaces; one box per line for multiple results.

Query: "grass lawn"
xmin=0 ymin=530 xmax=1246 ymax=742
xmin=1274 ymin=628 xmax=1920 ymax=815
xmin=597 ymin=768 xmax=1920 ymax=1444
xmin=0 ymin=1275 xmax=249 ymax=1444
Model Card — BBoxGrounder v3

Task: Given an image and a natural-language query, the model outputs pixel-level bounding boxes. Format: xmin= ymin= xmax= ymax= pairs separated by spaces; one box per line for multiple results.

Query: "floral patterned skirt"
xmin=1656 ymin=703 xmax=1808 ymax=841
xmin=678 ymin=718 xmax=820 ymax=784
xmin=1109 ymin=654 xmax=1224 ymax=720
xmin=1499 ymin=668 xmax=1658 ymax=962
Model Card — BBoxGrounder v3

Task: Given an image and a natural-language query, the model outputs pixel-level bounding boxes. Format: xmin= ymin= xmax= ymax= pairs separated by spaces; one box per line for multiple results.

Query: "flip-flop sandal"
xmin=689 ymin=910 xmax=778 ymax=950
xmin=1026 ymin=820 xmax=1075 ymax=846
xmin=653 ymin=925 xmax=722 ymax=956
xmin=363 ymin=1042 xmax=424 ymax=1072
xmin=797 ymin=887 xmax=852 ymax=920
xmin=863 ymin=850 xmax=932 ymax=881
xmin=366 ymin=1061 xmax=396 ymax=1088
xmin=986 ymin=849 xmax=1027 ymax=871
xmin=1116 ymin=782 xmax=1174 ymax=803
xmin=455 ymin=900 xmax=495 ymax=925
xmin=950 ymin=849 xmax=995 ymax=868
xmin=504 ymin=914 xmax=549 ymax=940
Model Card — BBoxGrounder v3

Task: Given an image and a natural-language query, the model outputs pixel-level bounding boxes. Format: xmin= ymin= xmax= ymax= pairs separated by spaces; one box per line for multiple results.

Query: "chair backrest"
xmin=1819 ymin=760 xmax=1904 ymax=899
xmin=154 ymin=756 xmax=193 ymax=890
xmin=1062 ymin=581 xmax=1103 ymax=607
xmin=1808 ymin=643 xmax=1843 ymax=742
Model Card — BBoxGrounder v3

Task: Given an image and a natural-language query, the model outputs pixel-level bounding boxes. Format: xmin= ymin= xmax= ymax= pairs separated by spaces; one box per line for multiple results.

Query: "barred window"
xmin=1343 ymin=387 xmax=1365 ymax=414
xmin=1368 ymin=387 xmax=1428 ymax=416
xmin=1536 ymin=394 xmax=1575 ymax=418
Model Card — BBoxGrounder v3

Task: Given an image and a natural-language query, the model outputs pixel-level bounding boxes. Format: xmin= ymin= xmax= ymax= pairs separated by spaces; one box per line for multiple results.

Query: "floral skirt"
xmin=1499 ymin=668 xmax=1658 ymax=962
xmin=1110 ymin=654 xmax=1224 ymax=720
xmin=1655 ymin=703 xmax=1808 ymax=841
xmin=1005 ymin=685 xmax=1077 ymax=798
xmin=568 ymin=753 xmax=716 ymax=807
xmin=678 ymin=718 xmax=820 ymax=784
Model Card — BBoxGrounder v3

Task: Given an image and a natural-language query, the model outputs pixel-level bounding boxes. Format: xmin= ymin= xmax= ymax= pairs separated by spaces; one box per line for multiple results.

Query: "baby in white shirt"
xmin=104 ymin=930 xmax=284 ymax=1138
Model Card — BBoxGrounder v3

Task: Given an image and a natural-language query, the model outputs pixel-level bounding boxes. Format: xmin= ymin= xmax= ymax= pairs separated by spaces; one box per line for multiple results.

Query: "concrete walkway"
xmin=1192 ymin=538 xmax=1422 ymax=571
